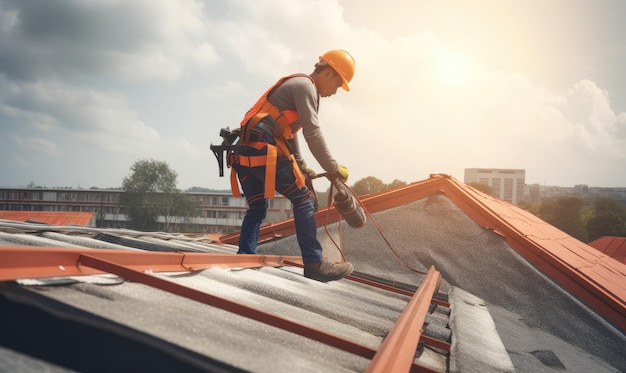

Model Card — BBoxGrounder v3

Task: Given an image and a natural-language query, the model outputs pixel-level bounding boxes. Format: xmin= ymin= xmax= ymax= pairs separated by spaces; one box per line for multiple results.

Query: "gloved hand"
xmin=302 ymin=167 xmax=317 ymax=179
xmin=333 ymin=165 xmax=349 ymax=182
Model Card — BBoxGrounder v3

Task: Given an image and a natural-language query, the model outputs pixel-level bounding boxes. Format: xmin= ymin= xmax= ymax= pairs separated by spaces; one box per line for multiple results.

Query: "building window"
xmin=503 ymin=178 xmax=513 ymax=202
xmin=491 ymin=178 xmax=501 ymax=198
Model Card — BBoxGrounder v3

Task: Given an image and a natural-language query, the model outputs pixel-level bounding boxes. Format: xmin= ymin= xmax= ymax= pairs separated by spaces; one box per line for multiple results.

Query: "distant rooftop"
xmin=0 ymin=211 xmax=95 ymax=227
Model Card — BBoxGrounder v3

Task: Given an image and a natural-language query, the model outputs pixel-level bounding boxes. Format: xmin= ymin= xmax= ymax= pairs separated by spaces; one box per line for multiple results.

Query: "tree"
xmin=539 ymin=197 xmax=588 ymax=241
xmin=387 ymin=179 xmax=407 ymax=190
xmin=586 ymin=198 xmax=626 ymax=241
xmin=352 ymin=176 xmax=386 ymax=196
xmin=119 ymin=159 xmax=195 ymax=231
xmin=595 ymin=197 xmax=626 ymax=221
xmin=587 ymin=211 xmax=625 ymax=241
xmin=163 ymin=192 xmax=201 ymax=232
xmin=468 ymin=182 xmax=493 ymax=195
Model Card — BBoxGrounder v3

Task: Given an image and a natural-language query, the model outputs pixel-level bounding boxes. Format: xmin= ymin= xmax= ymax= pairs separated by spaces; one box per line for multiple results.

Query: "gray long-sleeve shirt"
xmin=266 ymin=76 xmax=338 ymax=174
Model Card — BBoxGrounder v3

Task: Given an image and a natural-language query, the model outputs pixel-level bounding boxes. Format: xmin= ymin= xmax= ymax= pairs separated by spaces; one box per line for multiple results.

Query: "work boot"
xmin=303 ymin=261 xmax=354 ymax=282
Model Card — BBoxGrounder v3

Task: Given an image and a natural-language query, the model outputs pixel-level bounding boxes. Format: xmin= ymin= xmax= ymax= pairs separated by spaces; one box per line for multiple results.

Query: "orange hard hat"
xmin=319 ymin=49 xmax=355 ymax=92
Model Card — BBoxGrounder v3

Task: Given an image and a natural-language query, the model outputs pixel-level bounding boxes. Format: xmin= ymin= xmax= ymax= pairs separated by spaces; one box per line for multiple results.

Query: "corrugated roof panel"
xmin=0 ymin=218 xmax=456 ymax=372
xmin=0 ymin=255 xmax=449 ymax=372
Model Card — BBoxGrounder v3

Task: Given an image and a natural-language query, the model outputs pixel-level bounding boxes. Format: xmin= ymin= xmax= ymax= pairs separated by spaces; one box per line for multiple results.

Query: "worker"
xmin=232 ymin=49 xmax=355 ymax=282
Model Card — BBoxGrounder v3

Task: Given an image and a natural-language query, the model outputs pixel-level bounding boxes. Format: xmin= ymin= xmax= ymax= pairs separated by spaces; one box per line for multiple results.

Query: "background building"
xmin=0 ymin=187 xmax=292 ymax=234
xmin=464 ymin=168 xmax=526 ymax=205
xmin=465 ymin=168 xmax=626 ymax=205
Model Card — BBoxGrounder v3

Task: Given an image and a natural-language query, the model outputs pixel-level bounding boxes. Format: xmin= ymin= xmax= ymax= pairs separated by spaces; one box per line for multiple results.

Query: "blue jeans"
xmin=233 ymin=149 xmax=323 ymax=264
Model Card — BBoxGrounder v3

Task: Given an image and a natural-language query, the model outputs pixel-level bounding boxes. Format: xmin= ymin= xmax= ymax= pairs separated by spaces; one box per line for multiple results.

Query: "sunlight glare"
xmin=437 ymin=50 xmax=476 ymax=86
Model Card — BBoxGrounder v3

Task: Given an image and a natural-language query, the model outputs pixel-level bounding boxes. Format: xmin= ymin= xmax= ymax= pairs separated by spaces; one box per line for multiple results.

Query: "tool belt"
xmin=210 ymin=124 xmax=305 ymax=199
xmin=230 ymin=117 xmax=305 ymax=199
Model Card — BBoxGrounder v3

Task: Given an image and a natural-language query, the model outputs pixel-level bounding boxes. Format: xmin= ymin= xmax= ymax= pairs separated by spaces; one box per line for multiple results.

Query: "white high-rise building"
xmin=464 ymin=168 xmax=526 ymax=205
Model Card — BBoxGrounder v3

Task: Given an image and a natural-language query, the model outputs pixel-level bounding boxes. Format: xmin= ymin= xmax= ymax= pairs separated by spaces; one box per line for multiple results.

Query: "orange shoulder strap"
xmin=232 ymin=74 xmax=311 ymax=199
xmin=240 ymin=73 xmax=312 ymax=127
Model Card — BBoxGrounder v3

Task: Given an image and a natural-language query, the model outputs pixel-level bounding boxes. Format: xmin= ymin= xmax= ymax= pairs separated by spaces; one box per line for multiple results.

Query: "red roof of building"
xmin=0 ymin=211 xmax=95 ymax=226
xmin=589 ymin=236 xmax=626 ymax=265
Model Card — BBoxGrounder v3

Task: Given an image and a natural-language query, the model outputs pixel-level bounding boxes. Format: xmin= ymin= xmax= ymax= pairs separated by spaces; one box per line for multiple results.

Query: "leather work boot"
xmin=303 ymin=261 xmax=354 ymax=282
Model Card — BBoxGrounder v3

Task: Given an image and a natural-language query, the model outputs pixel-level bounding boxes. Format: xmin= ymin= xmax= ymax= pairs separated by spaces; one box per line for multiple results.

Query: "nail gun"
xmin=313 ymin=172 xmax=366 ymax=229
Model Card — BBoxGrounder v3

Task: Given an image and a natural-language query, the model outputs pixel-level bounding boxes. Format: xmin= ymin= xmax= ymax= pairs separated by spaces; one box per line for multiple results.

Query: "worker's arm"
xmin=290 ymin=80 xmax=339 ymax=174
xmin=269 ymin=77 xmax=339 ymax=174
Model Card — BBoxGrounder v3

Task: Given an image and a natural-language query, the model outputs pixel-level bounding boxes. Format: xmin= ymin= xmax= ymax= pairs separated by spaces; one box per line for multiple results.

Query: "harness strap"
xmin=230 ymin=167 xmax=241 ymax=197
xmin=229 ymin=141 xmax=304 ymax=199
xmin=231 ymin=74 xmax=312 ymax=199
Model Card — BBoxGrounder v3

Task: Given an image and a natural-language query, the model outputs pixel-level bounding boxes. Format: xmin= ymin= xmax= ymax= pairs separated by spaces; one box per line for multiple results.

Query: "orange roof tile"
xmin=0 ymin=211 xmax=95 ymax=226
xmin=589 ymin=236 xmax=626 ymax=265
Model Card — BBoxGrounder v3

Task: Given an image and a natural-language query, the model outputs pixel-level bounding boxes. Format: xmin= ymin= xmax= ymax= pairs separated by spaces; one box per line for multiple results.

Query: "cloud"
xmin=11 ymin=134 xmax=59 ymax=156
xmin=1 ymin=0 xmax=625 ymax=189
xmin=308 ymin=29 xmax=626 ymax=186
xmin=0 ymin=0 xmax=218 ymax=82
xmin=559 ymin=80 xmax=625 ymax=157
xmin=1 ymin=77 xmax=159 ymax=154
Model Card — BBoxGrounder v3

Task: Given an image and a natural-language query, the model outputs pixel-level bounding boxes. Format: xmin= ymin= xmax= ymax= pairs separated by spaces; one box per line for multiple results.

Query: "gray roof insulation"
xmin=0 ymin=193 xmax=625 ymax=372
xmin=260 ymin=194 xmax=626 ymax=372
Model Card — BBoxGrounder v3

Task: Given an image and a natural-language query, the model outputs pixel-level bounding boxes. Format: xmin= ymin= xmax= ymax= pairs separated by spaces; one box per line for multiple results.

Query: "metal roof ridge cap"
xmin=439 ymin=179 xmax=626 ymax=331
xmin=365 ymin=266 xmax=442 ymax=373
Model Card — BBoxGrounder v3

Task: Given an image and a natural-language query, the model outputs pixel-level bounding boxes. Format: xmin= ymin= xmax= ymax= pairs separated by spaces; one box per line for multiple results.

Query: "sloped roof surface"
xmin=0 ymin=211 xmax=94 ymax=226
xmin=225 ymin=175 xmax=626 ymax=331
xmin=589 ymin=236 xmax=626 ymax=265
xmin=0 ymin=221 xmax=455 ymax=372
xmin=259 ymin=193 xmax=626 ymax=371
xmin=1 ymin=174 xmax=626 ymax=372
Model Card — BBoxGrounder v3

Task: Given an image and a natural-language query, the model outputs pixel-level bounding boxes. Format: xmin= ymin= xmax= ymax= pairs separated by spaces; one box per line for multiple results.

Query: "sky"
xmin=1 ymin=0 xmax=625 ymax=191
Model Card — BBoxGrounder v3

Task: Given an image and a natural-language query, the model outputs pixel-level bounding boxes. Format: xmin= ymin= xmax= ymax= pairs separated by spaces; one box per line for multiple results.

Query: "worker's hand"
xmin=333 ymin=165 xmax=349 ymax=182
xmin=302 ymin=167 xmax=317 ymax=179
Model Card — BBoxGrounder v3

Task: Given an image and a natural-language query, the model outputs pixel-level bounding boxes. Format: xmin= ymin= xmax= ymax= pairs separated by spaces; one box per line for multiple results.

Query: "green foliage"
xmin=119 ymin=159 xmax=199 ymax=232
xmin=311 ymin=176 xmax=407 ymax=207
xmin=387 ymin=179 xmax=408 ymax=190
xmin=352 ymin=176 xmax=385 ymax=196
xmin=122 ymin=159 xmax=177 ymax=194
xmin=586 ymin=198 xmax=626 ymax=241
xmin=186 ymin=186 xmax=230 ymax=193
xmin=587 ymin=211 xmax=625 ymax=241
xmin=536 ymin=197 xmax=588 ymax=241
xmin=534 ymin=196 xmax=626 ymax=243
xmin=351 ymin=177 xmax=407 ymax=196
xmin=468 ymin=182 xmax=493 ymax=195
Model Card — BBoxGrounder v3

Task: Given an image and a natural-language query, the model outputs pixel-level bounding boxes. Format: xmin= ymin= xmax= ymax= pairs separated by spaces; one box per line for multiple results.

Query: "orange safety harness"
xmin=230 ymin=74 xmax=312 ymax=198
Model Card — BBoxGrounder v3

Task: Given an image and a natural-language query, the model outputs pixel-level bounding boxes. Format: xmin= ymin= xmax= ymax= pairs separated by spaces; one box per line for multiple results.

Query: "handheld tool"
xmin=210 ymin=127 xmax=241 ymax=177
xmin=313 ymin=172 xmax=366 ymax=228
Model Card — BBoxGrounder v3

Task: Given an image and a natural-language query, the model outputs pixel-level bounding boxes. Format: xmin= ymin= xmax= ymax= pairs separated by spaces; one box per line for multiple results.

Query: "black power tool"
xmin=313 ymin=173 xmax=366 ymax=228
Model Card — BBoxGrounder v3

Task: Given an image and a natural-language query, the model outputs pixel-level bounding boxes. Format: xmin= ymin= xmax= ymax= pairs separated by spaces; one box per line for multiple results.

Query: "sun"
xmin=436 ymin=50 xmax=476 ymax=86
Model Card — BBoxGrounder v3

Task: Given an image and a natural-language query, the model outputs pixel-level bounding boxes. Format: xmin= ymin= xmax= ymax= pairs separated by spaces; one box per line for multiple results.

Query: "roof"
xmin=223 ymin=174 xmax=626 ymax=331
xmin=0 ymin=211 xmax=95 ymax=227
xmin=589 ymin=236 xmax=626 ymax=265
xmin=1 ymin=174 xmax=626 ymax=372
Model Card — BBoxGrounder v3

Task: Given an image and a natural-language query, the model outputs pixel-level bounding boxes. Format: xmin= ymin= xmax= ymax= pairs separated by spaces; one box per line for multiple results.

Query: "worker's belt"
xmin=235 ymin=154 xmax=269 ymax=167
xmin=230 ymin=140 xmax=304 ymax=199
